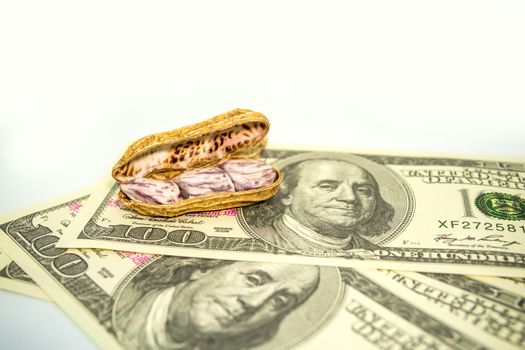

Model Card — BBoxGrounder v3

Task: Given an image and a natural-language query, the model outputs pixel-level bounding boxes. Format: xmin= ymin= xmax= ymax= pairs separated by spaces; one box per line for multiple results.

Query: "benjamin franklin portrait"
xmin=241 ymin=152 xmax=411 ymax=255
xmin=113 ymin=256 xmax=327 ymax=350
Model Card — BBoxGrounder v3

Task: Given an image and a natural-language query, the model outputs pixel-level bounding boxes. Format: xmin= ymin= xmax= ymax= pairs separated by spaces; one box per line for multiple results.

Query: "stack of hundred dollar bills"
xmin=1 ymin=146 xmax=524 ymax=350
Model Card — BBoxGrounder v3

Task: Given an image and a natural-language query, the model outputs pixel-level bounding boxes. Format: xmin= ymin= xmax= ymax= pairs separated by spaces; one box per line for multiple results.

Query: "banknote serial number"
xmin=438 ymin=220 xmax=525 ymax=233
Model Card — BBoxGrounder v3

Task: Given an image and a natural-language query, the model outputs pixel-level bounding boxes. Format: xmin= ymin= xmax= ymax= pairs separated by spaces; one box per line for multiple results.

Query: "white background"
xmin=1 ymin=1 xmax=524 ymax=349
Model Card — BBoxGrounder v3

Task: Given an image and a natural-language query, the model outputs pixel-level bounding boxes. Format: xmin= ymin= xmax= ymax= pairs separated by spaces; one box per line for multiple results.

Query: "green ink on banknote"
xmin=475 ymin=192 xmax=525 ymax=221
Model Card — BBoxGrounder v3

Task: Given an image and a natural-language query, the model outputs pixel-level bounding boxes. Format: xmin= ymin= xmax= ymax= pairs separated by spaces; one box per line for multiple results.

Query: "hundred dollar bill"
xmin=0 ymin=248 xmax=48 ymax=300
xmin=0 ymin=195 xmax=509 ymax=350
xmin=59 ymin=146 xmax=525 ymax=277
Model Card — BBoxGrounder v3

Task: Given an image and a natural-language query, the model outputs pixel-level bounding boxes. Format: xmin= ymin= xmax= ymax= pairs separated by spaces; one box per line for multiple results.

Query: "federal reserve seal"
xmin=475 ymin=192 xmax=525 ymax=220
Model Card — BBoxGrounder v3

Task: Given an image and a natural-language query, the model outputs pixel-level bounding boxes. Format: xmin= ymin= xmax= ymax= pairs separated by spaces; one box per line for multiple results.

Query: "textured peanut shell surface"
xmin=112 ymin=109 xmax=283 ymax=217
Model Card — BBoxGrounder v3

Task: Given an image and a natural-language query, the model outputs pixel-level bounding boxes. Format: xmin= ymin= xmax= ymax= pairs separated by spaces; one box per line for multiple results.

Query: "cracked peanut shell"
xmin=112 ymin=109 xmax=283 ymax=217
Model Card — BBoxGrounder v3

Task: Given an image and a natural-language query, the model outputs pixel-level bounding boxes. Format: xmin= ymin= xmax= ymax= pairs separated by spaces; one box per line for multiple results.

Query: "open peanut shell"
xmin=112 ymin=109 xmax=283 ymax=217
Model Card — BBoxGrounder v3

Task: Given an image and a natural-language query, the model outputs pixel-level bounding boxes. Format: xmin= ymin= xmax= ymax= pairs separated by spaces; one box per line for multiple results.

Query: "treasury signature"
xmin=434 ymin=233 xmax=521 ymax=247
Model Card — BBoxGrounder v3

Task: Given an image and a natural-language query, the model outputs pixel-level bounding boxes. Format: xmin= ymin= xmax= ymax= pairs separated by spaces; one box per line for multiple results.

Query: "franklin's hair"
xmin=245 ymin=159 xmax=395 ymax=237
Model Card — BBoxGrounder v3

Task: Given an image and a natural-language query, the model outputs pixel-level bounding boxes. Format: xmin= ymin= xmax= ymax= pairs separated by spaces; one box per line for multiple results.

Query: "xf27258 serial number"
xmin=438 ymin=220 xmax=525 ymax=233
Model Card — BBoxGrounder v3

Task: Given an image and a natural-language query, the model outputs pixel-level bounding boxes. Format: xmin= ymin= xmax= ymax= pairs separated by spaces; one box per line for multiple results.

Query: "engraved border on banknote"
xmin=372 ymin=248 xmax=525 ymax=267
xmin=341 ymin=268 xmax=486 ymax=350
xmin=0 ymin=261 xmax=49 ymax=300
xmin=421 ymin=272 xmax=525 ymax=313
xmin=91 ymin=184 xmax=121 ymax=224
xmin=0 ymin=198 xmax=117 ymax=333
xmin=384 ymin=271 xmax=525 ymax=347
xmin=0 ymin=260 xmax=33 ymax=283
